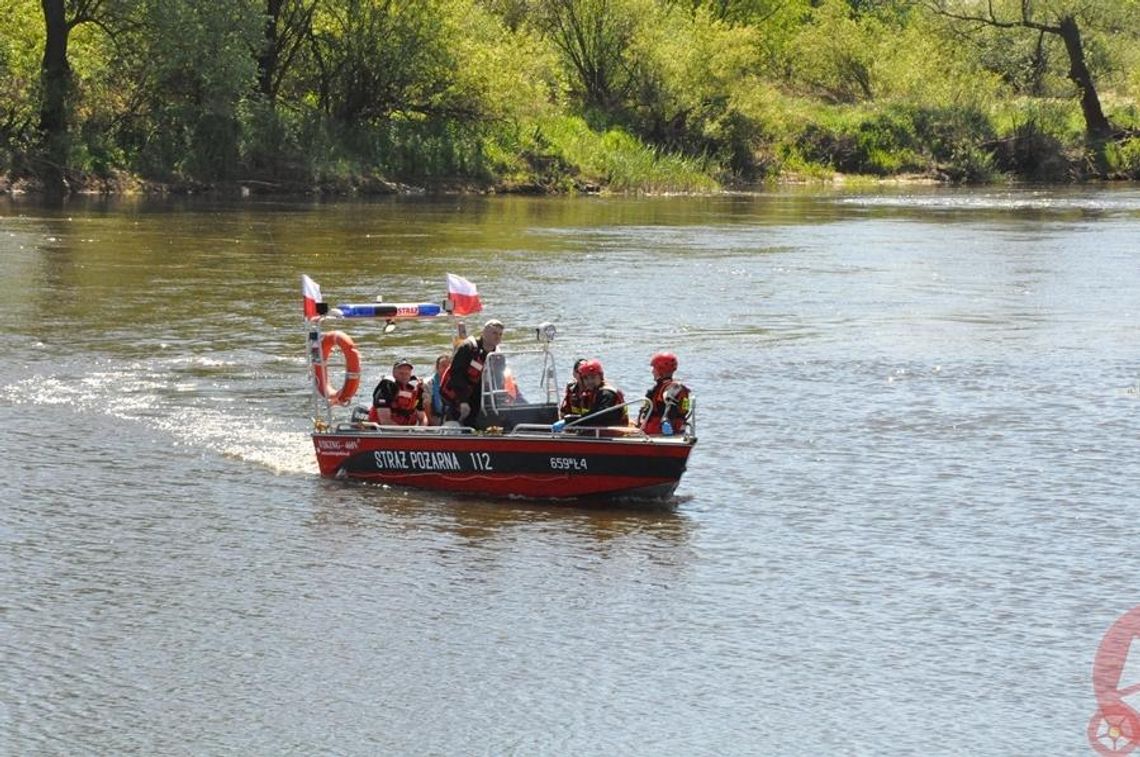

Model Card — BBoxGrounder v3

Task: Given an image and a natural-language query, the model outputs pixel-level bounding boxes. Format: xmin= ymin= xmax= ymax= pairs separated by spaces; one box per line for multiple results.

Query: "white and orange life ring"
xmin=313 ymin=330 xmax=361 ymax=406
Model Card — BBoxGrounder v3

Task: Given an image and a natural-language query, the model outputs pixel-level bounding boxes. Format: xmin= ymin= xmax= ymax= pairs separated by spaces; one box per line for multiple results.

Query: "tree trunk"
xmin=258 ymin=0 xmax=283 ymax=102
xmin=1056 ymin=15 xmax=1112 ymax=141
xmin=39 ymin=0 xmax=72 ymax=194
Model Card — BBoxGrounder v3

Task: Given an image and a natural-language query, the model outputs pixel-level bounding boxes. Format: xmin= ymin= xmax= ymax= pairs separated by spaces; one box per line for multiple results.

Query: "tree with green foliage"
xmin=532 ymin=0 xmax=642 ymax=116
xmin=117 ymin=0 xmax=262 ymax=179
xmin=258 ymin=0 xmax=317 ymax=104
xmin=919 ymin=0 xmax=1139 ymax=141
xmin=0 ymin=3 xmax=43 ymax=165
xmin=308 ymin=0 xmax=468 ymax=122
xmin=36 ymin=0 xmax=134 ymax=192
xmin=625 ymin=5 xmax=762 ymax=155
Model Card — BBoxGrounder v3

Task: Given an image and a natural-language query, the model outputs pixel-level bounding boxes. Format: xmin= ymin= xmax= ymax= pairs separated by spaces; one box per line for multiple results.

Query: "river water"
xmin=2 ymin=188 xmax=1138 ymax=755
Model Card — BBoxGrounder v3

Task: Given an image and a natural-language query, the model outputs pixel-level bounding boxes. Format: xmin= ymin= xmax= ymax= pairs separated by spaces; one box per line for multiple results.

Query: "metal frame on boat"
xmin=304 ymin=277 xmax=697 ymax=501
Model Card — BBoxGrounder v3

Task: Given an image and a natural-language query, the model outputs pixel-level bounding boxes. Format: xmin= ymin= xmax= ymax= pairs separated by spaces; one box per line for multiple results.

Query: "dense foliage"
xmin=3 ymin=0 xmax=1139 ymax=194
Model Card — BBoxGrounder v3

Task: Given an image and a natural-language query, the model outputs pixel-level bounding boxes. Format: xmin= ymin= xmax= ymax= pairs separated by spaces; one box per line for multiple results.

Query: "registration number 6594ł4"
xmin=550 ymin=457 xmax=588 ymax=471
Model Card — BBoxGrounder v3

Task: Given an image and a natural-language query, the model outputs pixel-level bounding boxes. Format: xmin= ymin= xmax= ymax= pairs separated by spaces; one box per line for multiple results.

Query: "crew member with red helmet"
xmin=370 ymin=358 xmax=425 ymax=426
xmin=560 ymin=357 xmax=590 ymax=419
xmin=637 ymin=351 xmax=690 ymax=435
xmin=440 ymin=319 xmax=504 ymax=425
xmin=575 ymin=359 xmax=628 ymax=427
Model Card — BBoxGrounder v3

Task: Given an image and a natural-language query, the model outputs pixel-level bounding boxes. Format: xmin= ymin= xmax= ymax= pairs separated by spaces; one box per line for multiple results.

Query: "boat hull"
xmin=312 ymin=429 xmax=695 ymax=500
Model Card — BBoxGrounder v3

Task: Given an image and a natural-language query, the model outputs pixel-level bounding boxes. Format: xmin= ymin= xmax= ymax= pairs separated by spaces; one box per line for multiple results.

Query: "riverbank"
xmin=3 ymin=119 xmax=1138 ymax=198
xmin=3 ymin=165 xmax=1134 ymax=199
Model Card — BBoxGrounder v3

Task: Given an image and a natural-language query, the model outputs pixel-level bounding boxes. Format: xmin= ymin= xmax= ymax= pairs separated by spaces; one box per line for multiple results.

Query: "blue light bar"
xmin=331 ymin=302 xmax=445 ymax=319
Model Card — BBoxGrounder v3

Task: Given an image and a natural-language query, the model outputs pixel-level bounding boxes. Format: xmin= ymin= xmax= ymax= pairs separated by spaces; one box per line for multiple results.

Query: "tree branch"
xmin=920 ymin=0 xmax=1060 ymax=34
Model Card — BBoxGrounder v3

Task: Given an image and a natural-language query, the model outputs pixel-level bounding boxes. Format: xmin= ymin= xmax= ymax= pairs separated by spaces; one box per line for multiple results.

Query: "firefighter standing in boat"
xmin=637 ymin=351 xmax=691 ymax=435
xmin=370 ymin=358 xmax=426 ymax=426
xmin=440 ymin=319 xmax=504 ymax=425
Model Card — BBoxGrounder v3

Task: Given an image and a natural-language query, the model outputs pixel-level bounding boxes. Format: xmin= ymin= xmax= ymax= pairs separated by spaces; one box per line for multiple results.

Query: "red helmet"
xmin=578 ymin=359 xmax=604 ymax=379
xmin=650 ymin=351 xmax=677 ymax=374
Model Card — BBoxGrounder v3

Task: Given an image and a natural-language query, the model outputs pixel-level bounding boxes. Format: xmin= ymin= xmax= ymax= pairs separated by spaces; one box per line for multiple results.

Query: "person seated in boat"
xmin=637 ymin=351 xmax=691 ymax=436
xmin=440 ymin=319 xmax=504 ymax=425
xmin=559 ymin=357 xmax=589 ymax=420
xmin=369 ymin=358 xmax=425 ymax=426
xmin=574 ymin=359 xmax=629 ymax=427
xmin=420 ymin=353 xmax=452 ymax=426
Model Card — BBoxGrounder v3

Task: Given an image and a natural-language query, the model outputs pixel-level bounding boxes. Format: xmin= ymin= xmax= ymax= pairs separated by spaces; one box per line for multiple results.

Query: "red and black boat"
xmin=303 ymin=275 xmax=697 ymax=501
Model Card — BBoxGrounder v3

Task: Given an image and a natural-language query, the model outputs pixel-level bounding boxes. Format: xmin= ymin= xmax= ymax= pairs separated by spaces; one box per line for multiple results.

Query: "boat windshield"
xmin=481 ymin=348 xmax=559 ymax=415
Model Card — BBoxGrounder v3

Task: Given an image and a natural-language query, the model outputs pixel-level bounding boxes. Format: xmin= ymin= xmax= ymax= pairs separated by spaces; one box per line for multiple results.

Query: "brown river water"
xmin=2 ymin=188 xmax=1138 ymax=754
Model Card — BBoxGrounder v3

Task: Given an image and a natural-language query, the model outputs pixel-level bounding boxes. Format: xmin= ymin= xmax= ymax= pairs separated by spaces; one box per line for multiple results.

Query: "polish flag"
xmin=446 ymin=273 xmax=483 ymax=316
xmin=302 ymin=274 xmax=322 ymax=320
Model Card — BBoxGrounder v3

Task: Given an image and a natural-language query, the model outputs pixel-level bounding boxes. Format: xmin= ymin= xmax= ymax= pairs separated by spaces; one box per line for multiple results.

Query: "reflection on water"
xmin=307 ymin=483 xmax=693 ymax=549
xmin=2 ymin=187 xmax=1138 ymax=755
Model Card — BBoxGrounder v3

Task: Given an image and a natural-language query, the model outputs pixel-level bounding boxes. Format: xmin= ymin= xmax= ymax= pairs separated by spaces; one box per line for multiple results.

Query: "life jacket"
xmin=606 ymin=385 xmax=629 ymax=425
xmin=503 ymin=369 xmax=520 ymax=403
xmin=640 ymin=377 xmax=690 ymax=435
xmin=439 ymin=337 xmax=490 ymax=403
xmin=370 ymin=375 xmax=421 ymax=425
xmin=390 ymin=378 xmax=420 ymax=421
xmin=560 ymin=381 xmax=589 ymax=417
xmin=578 ymin=384 xmax=628 ymax=427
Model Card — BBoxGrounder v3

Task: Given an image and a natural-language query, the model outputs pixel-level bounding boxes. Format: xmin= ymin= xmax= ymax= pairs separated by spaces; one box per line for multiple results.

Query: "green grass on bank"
xmin=480 ymin=115 xmax=719 ymax=194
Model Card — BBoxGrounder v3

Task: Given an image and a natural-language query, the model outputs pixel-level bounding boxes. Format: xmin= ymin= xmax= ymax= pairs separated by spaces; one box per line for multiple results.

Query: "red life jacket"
xmin=369 ymin=376 xmax=421 ymax=425
xmin=608 ymin=386 xmax=629 ymax=425
xmin=389 ymin=379 xmax=421 ymax=422
xmin=560 ymin=381 xmax=589 ymax=417
xmin=577 ymin=384 xmax=628 ymax=427
xmin=640 ymin=377 xmax=690 ymax=434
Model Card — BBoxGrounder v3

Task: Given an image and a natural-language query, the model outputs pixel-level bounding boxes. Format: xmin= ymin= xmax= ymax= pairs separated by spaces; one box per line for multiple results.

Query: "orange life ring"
xmin=313 ymin=330 xmax=361 ymax=406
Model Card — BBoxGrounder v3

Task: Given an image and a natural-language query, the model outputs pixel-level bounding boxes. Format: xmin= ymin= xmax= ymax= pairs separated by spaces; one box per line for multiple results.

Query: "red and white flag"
xmin=446 ymin=273 xmax=483 ymax=316
xmin=302 ymin=274 xmax=322 ymax=320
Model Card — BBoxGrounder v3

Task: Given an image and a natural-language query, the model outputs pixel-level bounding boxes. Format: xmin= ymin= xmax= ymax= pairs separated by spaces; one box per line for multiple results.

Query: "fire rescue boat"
xmin=303 ymin=276 xmax=697 ymax=501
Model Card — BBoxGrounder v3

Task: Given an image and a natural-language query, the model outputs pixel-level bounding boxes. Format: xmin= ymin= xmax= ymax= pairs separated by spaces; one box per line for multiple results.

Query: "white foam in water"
xmin=837 ymin=193 xmax=1140 ymax=213
xmin=154 ymin=405 xmax=316 ymax=475
xmin=2 ymin=365 xmax=316 ymax=476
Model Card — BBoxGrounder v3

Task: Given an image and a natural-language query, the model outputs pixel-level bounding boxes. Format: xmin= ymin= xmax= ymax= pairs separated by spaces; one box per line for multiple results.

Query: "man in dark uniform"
xmin=440 ymin=319 xmax=504 ymax=425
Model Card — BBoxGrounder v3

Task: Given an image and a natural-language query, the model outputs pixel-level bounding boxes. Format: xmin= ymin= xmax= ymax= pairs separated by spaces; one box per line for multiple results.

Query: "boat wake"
xmin=1 ymin=360 xmax=316 ymax=476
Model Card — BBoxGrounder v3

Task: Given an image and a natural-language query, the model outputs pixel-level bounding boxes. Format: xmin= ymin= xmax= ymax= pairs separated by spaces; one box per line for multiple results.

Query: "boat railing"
xmin=560 ymin=398 xmax=649 ymax=430
xmin=510 ymin=423 xmax=649 ymax=440
xmin=512 ymin=398 xmax=647 ymax=439
xmin=332 ymin=422 xmax=478 ymax=435
xmin=512 ymin=396 xmax=696 ymax=440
